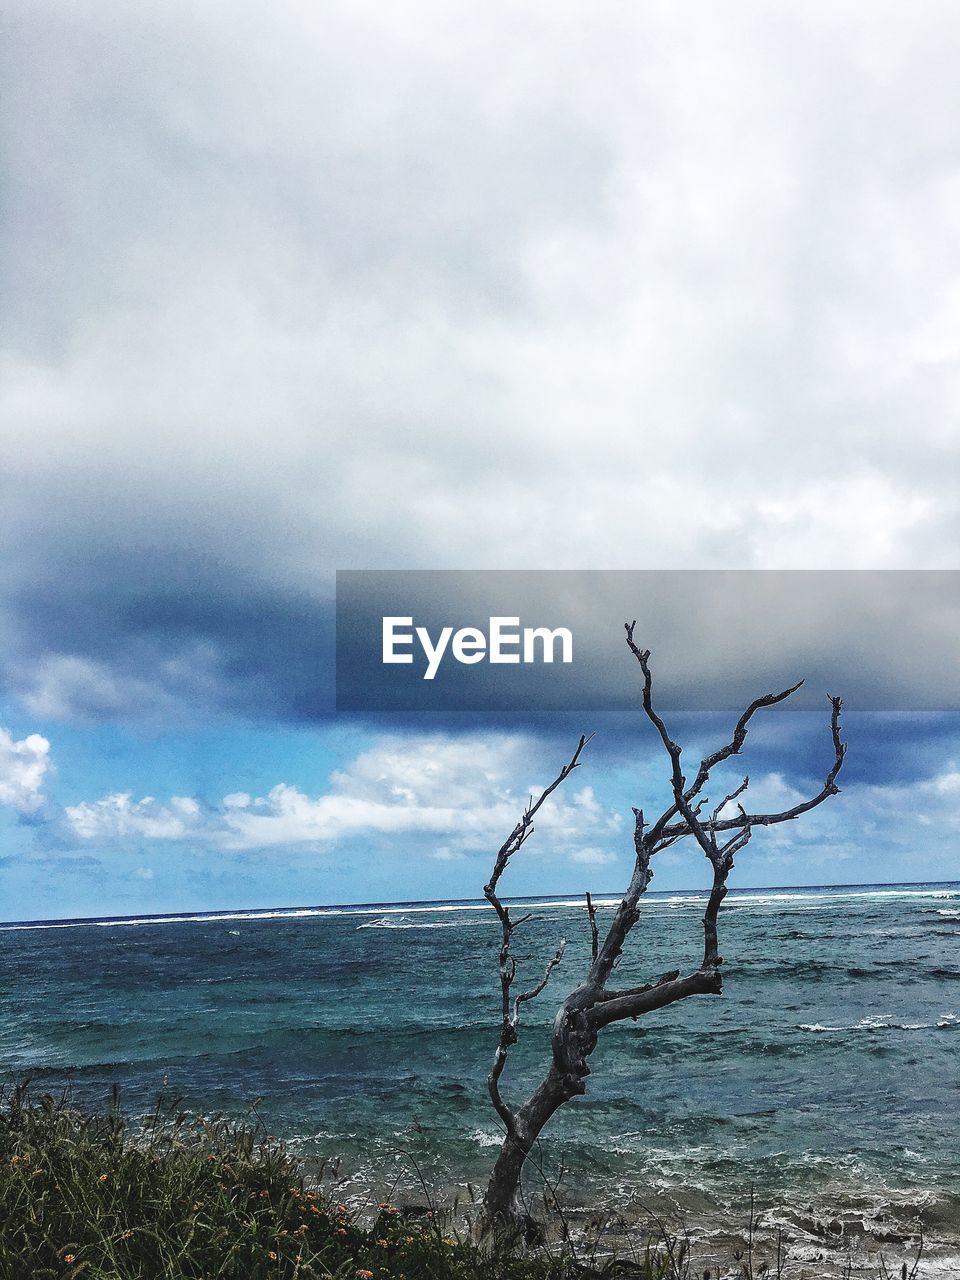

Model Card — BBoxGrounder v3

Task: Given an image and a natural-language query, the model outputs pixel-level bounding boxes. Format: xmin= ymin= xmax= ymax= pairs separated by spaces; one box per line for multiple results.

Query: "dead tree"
xmin=482 ymin=624 xmax=846 ymax=1231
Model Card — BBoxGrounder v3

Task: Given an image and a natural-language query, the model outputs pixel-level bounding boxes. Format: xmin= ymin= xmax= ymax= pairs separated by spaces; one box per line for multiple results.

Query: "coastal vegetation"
xmin=0 ymin=1085 xmax=741 ymax=1280
xmin=2 ymin=1086 xmax=928 ymax=1280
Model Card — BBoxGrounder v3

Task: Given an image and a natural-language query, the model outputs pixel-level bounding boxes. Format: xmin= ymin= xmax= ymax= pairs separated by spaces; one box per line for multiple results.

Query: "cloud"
xmin=3 ymin=3 xmax=960 ymax=723
xmin=62 ymin=732 xmax=622 ymax=854
xmin=569 ymin=847 xmax=616 ymax=866
xmin=692 ymin=760 xmax=960 ymax=878
xmin=0 ymin=728 xmax=52 ymax=813
xmin=218 ymin=744 xmax=619 ymax=853
xmin=64 ymin=793 xmax=201 ymax=841
xmin=37 ymin=715 xmax=960 ymax=896
xmin=56 ymin=710 xmax=960 ymax=885
xmin=16 ymin=655 xmax=191 ymax=721
xmin=431 ymin=847 xmax=466 ymax=862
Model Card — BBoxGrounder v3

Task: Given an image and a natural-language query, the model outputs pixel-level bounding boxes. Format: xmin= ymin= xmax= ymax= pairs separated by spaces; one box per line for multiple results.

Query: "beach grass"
xmin=0 ymin=1086 xmax=682 ymax=1280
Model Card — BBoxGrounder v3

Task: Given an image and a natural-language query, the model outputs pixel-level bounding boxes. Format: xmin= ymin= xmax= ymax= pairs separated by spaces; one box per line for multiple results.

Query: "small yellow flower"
xmin=356 ymin=1271 xmax=374 ymax=1280
xmin=64 ymin=1255 xmax=76 ymax=1264
xmin=377 ymin=1238 xmax=389 ymax=1248
xmin=99 ymin=1173 xmax=108 ymax=1183
xmin=268 ymin=1252 xmax=278 ymax=1261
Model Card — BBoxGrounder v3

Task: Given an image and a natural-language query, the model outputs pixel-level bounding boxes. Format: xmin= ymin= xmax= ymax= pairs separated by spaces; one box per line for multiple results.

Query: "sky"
xmin=2 ymin=1 xmax=959 ymax=920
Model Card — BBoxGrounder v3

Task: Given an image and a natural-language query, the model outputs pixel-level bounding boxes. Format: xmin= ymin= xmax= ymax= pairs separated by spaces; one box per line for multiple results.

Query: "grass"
xmin=0 ymin=1086 xmax=926 ymax=1280
xmin=0 ymin=1086 xmax=681 ymax=1280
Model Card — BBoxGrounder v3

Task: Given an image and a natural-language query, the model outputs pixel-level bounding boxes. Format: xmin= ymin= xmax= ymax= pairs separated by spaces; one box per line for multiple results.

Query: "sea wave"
xmin=3 ymin=883 xmax=958 ymax=932
xmin=357 ymin=917 xmax=485 ymax=930
xmin=798 ymin=1013 xmax=959 ymax=1033
xmin=468 ymin=1128 xmax=503 ymax=1149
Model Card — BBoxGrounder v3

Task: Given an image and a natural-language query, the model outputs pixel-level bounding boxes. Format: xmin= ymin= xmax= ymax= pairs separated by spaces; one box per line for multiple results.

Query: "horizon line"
xmin=3 ymin=877 xmax=958 ymax=930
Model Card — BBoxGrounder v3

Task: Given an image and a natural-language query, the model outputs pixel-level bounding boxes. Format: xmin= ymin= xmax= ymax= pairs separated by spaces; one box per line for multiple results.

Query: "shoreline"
xmin=311 ymin=1155 xmax=960 ymax=1278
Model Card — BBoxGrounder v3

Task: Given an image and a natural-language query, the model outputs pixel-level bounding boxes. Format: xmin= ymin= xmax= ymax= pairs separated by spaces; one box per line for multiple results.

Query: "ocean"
xmin=2 ymin=883 xmax=959 ymax=1273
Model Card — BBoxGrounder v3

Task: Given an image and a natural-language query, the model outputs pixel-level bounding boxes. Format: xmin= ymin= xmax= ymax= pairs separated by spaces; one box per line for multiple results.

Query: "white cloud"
xmin=222 ymin=792 xmax=252 ymax=809
xmin=12 ymin=649 xmax=229 ymax=725
xmin=49 ymin=728 xmax=960 ymax=885
xmin=569 ymin=847 xmax=616 ymax=866
xmin=65 ymin=792 xmax=203 ymax=841
xmin=432 ymin=848 xmax=466 ymax=862
xmin=220 ymin=737 xmax=620 ymax=852
xmin=932 ymin=768 xmax=960 ymax=796
xmin=62 ymin=732 xmax=621 ymax=855
xmin=698 ymin=762 xmax=960 ymax=874
xmin=17 ymin=656 xmax=171 ymax=721
xmin=0 ymin=728 xmax=52 ymax=813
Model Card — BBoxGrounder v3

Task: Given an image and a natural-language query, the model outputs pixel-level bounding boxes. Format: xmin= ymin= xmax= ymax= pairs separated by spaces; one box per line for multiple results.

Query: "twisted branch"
xmin=482 ymin=628 xmax=846 ymax=1208
xmin=484 ymin=736 xmax=589 ymax=1134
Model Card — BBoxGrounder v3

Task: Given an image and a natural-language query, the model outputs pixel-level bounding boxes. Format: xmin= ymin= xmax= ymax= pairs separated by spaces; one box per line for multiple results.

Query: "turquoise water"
xmin=2 ymin=884 xmax=959 ymax=1240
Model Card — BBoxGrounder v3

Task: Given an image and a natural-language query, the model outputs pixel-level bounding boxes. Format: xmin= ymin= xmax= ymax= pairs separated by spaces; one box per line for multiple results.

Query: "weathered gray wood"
xmin=481 ymin=624 xmax=846 ymax=1232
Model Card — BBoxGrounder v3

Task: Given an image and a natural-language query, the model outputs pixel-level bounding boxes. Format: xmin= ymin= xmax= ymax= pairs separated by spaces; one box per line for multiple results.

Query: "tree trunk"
xmin=484 ymin=1131 xmax=532 ymax=1226
xmin=484 ymin=1005 xmax=596 ymax=1230
xmin=484 ymin=1067 xmax=571 ymax=1229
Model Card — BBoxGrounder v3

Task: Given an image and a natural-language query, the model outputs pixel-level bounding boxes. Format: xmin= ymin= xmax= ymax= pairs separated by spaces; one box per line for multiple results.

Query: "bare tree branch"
xmin=485 ymin=735 xmax=590 ymax=902
xmin=590 ymin=969 xmax=722 ymax=1029
xmin=482 ymin=632 xmax=846 ymax=1229
xmin=514 ymin=938 xmax=567 ymax=1024
xmin=483 ymin=736 xmax=590 ymax=1138
xmin=658 ymin=694 xmax=846 ymax=840
xmin=713 ymin=777 xmax=750 ymax=824
xmin=585 ymin=892 xmax=599 ymax=963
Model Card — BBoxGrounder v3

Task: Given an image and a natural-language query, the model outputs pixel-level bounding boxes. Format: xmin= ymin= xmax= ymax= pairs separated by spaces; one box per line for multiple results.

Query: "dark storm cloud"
xmin=3 ymin=2 xmax=960 ymax=725
xmin=2 ymin=541 xmax=336 ymax=722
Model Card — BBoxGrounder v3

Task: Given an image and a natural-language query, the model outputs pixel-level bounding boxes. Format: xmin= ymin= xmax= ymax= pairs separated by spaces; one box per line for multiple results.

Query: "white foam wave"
xmin=0 ymin=899 xmax=607 ymax=931
xmin=799 ymin=1012 xmax=959 ymax=1033
xmin=3 ymin=883 xmax=957 ymax=932
xmin=0 ymin=908 xmax=354 ymax=931
xmin=724 ymin=888 xmax=960 ymax=908
xmin=469 ymin=1128 xmax=503 ymax=1149
xmin=357 ymin=916 xmax=484 ymax=930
